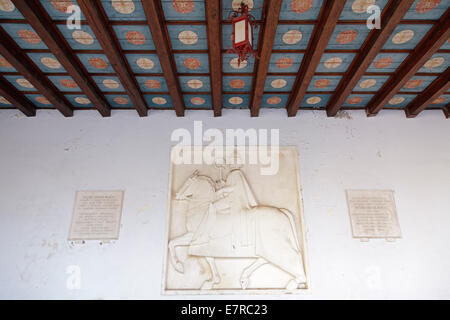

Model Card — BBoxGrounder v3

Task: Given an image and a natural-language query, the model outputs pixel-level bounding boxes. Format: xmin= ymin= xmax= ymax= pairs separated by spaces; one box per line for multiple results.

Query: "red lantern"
xmin=228 ymin=3 xmax=258 ymax=66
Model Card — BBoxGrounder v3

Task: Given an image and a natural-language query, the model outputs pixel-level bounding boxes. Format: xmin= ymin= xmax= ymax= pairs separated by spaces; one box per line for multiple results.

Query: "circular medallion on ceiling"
xmin=314 ymin=79 xmax=330 ymax=88
xmin=271 ymin=79 xmax=287 ymax=89
xmin=347 ymin=96 xmax=363 ymax=105
xmin=75 ymin=97 xmax=90 ymax=105
xmin=404 ymin=79 xmax=423 ymax=89
xmin=126 ymin=31 xmax=146 ymax=45
xmin=306 ymin=96 xmax=321 ymax=105
xmin=290 ymin=0 xmax=313 ymax=13
xmin=229 ymin=79 xmax=245 ymax=88
xmin=0 ymin=96 xmax=11 ymax=104
xmin=415 ymin=0 xmax=440 ymax=13
xmin=282 ymin=30 xmax=302 ymax=45
xmin=50 ymin=0 xmax=74 ymax=13
xmin=145 ymin=79 xmax=161 ymax=89
xmin=152 ymin=97 xmax=167 ymax=105
xmin=187 ymin=79 xmax=203 ymax=89
xmin=111 ymin=0 xmax=135 ymax=14
xmin=432 ymin=96 xmax=446 ymax=104
xmin=276 ymin=57 xmax=294 ymax=69
xmin=114 ymin=97 xmax=129 ymax=105
xmin=373 ymin=57 xmax=393 ymax=69
xmin=392 ymin=30 xmax=414 ymax=44
xmin=233 ymin=0 xmax=253 ymax=11
xmin=172 ymin=0 xmax=194 ymax=14
xmin=72 ymin=30 xmax=94 ymax=45
xmin=229 ymin=97 xmax=243 ymax=105
xmin=267 ymin=96 xmax=281 ymax=105
xmin=60 ymin=79 xmax=77 ymax=88
xmin=351 ymin=0 xmax=376 ymax=13
xmin=336 ymin=30 xmax=357 ymax=44
xmin=89 ymin=57 xmax=108 ymax=69
xmin=136 ymin=58 xmax=154 ymax=70
xmin=16 ymin=78 xmax=34 ymax=89
xmin=178 ymin=30 xmax=198 ymax=45
xmin=0 ymin=56 xmax=13 ymax=68
xmin=389 ymin=96 xmax=405 ymax=105
xmin=18 ymin=29 xmax=41 ymax=44
xmin=324 ymin=57 xmax=342 ymax=69
xmin=102 ymin=79 xmax=120 ymax=89
xmin=424 ymin=57 xmax=444 ymax=68
xmin=184 ymin=58 xmax=201 ymax=70
xmin=191 ymin=97 xmax=205 ymax=105
xmin=36 ymin=96 xmax=51 ymax=105
xmin=40 ymin=57 xmax=61 ymax=69
xmin=359 ymin=79 xmax=376 ymax=89
xmin=230 ymin=58 xmax=247 ymax=69
xmin=0 ymin=0 xmax=15 ymax=12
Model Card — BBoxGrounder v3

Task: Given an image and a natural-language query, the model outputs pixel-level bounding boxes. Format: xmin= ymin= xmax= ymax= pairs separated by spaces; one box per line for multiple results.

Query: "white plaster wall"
xmin=0 ymin=108 xmax=449 ymax=300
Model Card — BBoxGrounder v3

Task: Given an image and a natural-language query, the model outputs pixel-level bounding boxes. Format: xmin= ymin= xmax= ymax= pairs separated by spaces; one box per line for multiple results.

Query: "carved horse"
xmin=169 ymin=170 xmax=306 ymax=290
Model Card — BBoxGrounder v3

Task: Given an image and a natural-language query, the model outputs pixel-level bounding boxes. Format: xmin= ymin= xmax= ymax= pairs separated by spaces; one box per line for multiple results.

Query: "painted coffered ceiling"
xmin=0 ymin=0 xmax=448 ymax=118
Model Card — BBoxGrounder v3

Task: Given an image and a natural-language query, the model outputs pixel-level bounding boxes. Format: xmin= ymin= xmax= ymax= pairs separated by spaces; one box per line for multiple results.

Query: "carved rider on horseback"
xmin=189 ymin=153 xmax=258 ymax=255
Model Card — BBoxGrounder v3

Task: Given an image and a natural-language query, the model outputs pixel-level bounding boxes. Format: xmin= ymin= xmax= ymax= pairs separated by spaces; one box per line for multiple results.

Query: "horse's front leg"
xmin=200 ymin=257 xmax=221 ymax=290
xmin=240 ymin=257 xmax=268 ymax=290
xmin=169 ymin=232 xmax=194 ymax=273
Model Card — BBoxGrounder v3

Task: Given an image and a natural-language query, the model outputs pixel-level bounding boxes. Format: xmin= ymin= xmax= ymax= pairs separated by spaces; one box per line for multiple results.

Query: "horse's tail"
xmin=280 ymin=208 xmax=301 ymax=252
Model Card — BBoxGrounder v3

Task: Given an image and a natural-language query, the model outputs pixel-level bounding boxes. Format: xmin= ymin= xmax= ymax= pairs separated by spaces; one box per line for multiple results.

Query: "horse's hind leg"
xmin=168 ymin=232 xmax=193 ymax=273
xmin=200 ymin=257 xmax=221 ymax=290
xmin=240 ymin=258 xmax=268 ymax=290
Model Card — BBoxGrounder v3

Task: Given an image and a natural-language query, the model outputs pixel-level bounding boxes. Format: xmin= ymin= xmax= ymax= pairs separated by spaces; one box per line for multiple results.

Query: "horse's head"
xmin=175 ymin=170 xmax=200 ymax=201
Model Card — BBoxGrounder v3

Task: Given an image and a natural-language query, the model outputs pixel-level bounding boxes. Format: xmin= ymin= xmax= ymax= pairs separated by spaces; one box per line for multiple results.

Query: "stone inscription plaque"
xmin=68 ymin=190 xmax=124 ymax=241
xmin=346 ymin=190 xmax=401 ymax=239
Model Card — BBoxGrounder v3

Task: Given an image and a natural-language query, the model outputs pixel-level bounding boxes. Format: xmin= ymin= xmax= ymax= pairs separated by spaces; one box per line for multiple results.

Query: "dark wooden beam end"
xmin=326 ymin=0 xmax=415 ymax=117
xmin=0 ymin=27 xmax=73 ymax=116
xmin=365 ymin=8 xmax=450 ymax=116
xmin=0 ymin=75 xmax=36 ymax=116
xmin=78 ymin=0 xmax=148 ymax=116
xmin=12 ymin=0 xmax=111 ymax=117
xmin=405 ymin=68 xmax=450 ymax=118
xmin=250 ymin=0 xmax=283 ymax=117
xmin=444 ymin=104 xmax=449 ymax=118
xmin=287 ymin=0 xmax=346 ymax=117
xmin=206 ymin=0 xmax=222 ymax=117
xmin=142 ymin=0 xmax=185 ymax=117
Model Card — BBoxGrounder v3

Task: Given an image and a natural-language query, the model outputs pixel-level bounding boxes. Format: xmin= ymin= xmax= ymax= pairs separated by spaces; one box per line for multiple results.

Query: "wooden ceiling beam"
xmin=250 ymin=0 xmax=283 ymax=117
xmin=141 ymin=0 xmax=185 ymax=117
xmin=205 ymin=0 xmax=222 ymax=117
xmin=78 ymin=0 xmax=148 ymax=116
xmin=0 ymin=75 xmax=36 ymax=116
xmin=0 ymin=27 xmax=73 ymax=116
xmin=444 ymin=104 xmax=449 ymax=118
xmin=366 ymin=8 xmax=450 ymax=116
xmin=326 ymin=0 xmax=414 ymax=117
xmin=12 ymin=0 xmax=111 ymax=117
xmin=287 ymin=0 xmax=345 ymax=117
xmin=405 ymin=68 xmax=450 ymax=118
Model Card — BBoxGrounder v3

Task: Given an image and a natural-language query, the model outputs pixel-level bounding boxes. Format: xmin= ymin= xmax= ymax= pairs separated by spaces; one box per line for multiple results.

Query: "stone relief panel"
xmin=163 ymin=147 xmax=309 ymax=294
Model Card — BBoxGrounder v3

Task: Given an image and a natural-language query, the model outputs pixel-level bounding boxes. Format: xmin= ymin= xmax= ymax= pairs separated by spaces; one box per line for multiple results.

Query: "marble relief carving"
xmin=163 ymin=147 xmax=309 ymax=294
